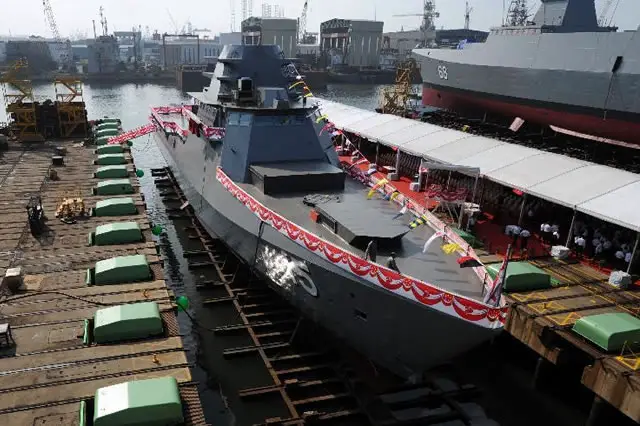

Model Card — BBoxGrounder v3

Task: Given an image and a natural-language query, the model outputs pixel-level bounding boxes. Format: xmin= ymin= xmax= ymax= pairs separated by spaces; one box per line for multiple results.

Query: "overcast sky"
xmin=1 ymin=0 xmax=637 ymax=39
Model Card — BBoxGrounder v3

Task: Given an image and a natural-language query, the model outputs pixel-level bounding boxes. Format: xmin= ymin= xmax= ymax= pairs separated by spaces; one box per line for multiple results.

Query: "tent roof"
xmin=318 ymin=99 xmax=640 ymax=231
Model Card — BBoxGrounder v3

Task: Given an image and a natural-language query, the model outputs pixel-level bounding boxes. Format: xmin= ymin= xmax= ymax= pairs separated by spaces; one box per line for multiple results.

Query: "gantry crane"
xmin=464 ymin=1 xmax=473 ymax=30
xmin=42 ymin=0 xmax=74 ymax=72
xmin=298 ymin=0 xmax=309 ymax=44
xmin=393 ymin=1 xmax=439 ymax=48
xmin=598 ymin=0 xmax=620 ymax=26
xmin=378 ymin=59 xmax=420 ymax=117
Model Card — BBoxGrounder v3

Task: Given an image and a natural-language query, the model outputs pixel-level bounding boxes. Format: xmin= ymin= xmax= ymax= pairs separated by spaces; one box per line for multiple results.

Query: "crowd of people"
xmin=571 ymin=219 xmax=636 ymax=271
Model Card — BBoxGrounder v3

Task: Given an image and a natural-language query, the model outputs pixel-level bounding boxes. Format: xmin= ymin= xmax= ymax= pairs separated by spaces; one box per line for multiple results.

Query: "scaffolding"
xmin=378 ymin=59 xmax=420 ymax=117
xmin=0 ymin=59 xmax=42 ymax=141
xmin=54 ymin=77 xmax=88 ymax=138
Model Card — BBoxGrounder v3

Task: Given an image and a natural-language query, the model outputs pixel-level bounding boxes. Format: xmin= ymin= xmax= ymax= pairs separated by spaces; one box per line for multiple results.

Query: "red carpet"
xmin=339 ymin=156 xmax=439 ymax=210
xmin=473 ymin=221 xmax=548 ymax=260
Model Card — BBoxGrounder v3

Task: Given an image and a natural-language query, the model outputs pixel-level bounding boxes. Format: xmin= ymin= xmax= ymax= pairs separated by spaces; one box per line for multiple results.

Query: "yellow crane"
xmin=378 ymin=60 xmax=420 ymax=117
xmin=0 ymin=59 xmax=41 ymax=141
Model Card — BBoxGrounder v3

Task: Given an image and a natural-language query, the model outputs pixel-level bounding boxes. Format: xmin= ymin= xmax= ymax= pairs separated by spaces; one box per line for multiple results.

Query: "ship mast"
xmin=505 ymin=0 xmax=530 ymax=27
xmin=421 ymin=1 xmax=439 ymax=47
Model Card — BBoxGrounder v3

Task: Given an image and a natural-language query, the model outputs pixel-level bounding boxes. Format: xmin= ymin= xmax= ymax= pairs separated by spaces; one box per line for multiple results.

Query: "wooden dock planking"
xmin=0 ymin=140 xmax=205 ymax=424
xmin=504 ymin=257 xmax=640 ymax=422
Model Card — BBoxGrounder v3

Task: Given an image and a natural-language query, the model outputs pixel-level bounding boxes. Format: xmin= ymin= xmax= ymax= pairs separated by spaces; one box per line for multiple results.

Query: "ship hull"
xmin=414 ymin=29 xmax=640 ymax=146
xmin=155 ymin=130 xmax=499 ymax=379
xmin=422 ymin=83 xmax=640 ymax=145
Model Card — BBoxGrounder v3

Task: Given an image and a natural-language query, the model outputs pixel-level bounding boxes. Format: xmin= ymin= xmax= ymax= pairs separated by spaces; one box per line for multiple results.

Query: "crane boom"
xmin=42 ymin=0 xmax=73 ymax=71
xmin=298 ymin=0 xmax=309 ymax=43
xmin=598 ymin=0 xmax=617 ymax=26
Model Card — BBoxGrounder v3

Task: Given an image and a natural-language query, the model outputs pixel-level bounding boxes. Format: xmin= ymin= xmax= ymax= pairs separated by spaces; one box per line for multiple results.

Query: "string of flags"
xmin=367 ymin=179 xmax=388 ymax=199
xmin=288 ymin=80 xmax=314 ymax=98
xmin=409 ymin=215 xmax=430 ymax=229
xmin=441 ymin=243 xmax=463 ymax=255
xmin=290 ymin=68 xmax=488 ymax=282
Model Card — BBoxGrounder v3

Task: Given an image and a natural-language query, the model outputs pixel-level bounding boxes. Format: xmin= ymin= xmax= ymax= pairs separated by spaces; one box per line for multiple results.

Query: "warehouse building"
xmin=241 ymin=17 xmax=297 ymax=58
xmin=320 ymin=18 xmax=384 ymax=68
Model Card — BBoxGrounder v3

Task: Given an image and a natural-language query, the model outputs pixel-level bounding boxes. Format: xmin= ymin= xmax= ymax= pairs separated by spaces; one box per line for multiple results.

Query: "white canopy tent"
xmin=318 ymin=99 xmax=640 ymax=234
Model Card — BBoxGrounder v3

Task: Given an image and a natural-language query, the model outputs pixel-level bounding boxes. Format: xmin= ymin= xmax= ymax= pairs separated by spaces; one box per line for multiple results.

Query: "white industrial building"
xmin=160 ymin=37 xmax=224 ymax=70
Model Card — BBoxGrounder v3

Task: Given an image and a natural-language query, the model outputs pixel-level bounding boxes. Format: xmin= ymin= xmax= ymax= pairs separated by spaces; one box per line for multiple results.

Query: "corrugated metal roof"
xmin=318 ymin=99 xmax=640 ymax=231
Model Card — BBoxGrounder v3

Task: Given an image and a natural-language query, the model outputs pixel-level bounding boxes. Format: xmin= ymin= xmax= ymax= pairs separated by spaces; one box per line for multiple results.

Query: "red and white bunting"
xmin=216 ymin=167 xmax=507 ymax=329
xmin=107 ymin=123 xmax=157 ymax=144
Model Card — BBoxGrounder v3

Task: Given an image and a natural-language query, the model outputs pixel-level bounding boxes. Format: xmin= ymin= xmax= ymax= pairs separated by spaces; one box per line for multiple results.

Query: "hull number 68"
xmin=437 ymin=65 xmax=448 ymax=80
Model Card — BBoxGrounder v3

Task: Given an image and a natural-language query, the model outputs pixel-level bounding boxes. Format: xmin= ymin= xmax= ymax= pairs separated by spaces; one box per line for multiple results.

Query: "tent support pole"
xmin=471 ymin=174 xmax=479 ymax=204
xmin=517 ymin=194 xmax=527 ymax=226
xmin=395 ymin=150 xmax=401 ymax=172
xmin=446 ymin=170 xmax=452 ymax=190
xmin=627 ymin=233 xmax=639 ymax=274
xmin=565 ymin=210 xmax=577 ymax=247
xmin=375 ymin=142 xmax=379 ymax=165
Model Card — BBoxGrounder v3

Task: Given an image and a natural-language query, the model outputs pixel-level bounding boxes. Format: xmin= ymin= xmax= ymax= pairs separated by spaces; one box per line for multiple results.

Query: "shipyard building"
xmin=320 ymin=19 xmax=384 ymax=68
xmin=87 ymin=35 xmax=119 ymax=74
xmin=160 ymin=36 xmax=222 ymax=70
xmin=241 ymin=17 xmax=298 ymax=58
xmin=0 ymin=38 xmax=68 ymax=72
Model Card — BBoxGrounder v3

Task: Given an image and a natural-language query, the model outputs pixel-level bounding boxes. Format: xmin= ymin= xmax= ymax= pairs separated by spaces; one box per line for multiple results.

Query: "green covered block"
xmin=452 ymin=227 xmax=482 ymax=248
xmin=95 ymin=136 xmax=112 ymax=146
xmin=96 ymin=122 xmax=120 ymax=131
xmin=94 ymin=179 xmax=133 ymax=196
xmin=91 ymin=221 xmax=142 ymax=246
xmin=96 ymin=144 xmax=124 ymax=155
xmin=95 ymin=128 xmax=119 ymax=138
xmin=98 ymin=117 xmax=121 ymax=124
xmin=96 ymin=153 xmax=126 ymax=166
xmin=485 ymin=261 xmax=551 ymax=293
xmin=93 ymin=377 xmax=183 ymax=426
xmin=93 ymin=301 xmax=163 ymax=343
xmin=573 ymin=312 xmax=640 ymax=352
xmin=94 ymin=197 xmax=137 ymax=217
xmin=95 ymin=165 xmax=128 ymax=179
xmin=92 ymin=254 xmax=150 ymax=285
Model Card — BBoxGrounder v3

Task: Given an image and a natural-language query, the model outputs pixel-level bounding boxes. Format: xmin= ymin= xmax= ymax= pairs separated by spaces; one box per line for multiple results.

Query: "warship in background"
xmin=322 ymin=2 xmax=486 ymax=85
xmin=153 ymin=44 xmax=505 ymax=379
xmin=413 ymin=0 xmax=640 ymax=147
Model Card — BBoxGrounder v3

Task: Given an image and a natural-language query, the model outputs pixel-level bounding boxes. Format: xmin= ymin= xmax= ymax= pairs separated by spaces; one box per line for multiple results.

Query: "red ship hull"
xmin=422 ymin=85 xmax=640 ymax=148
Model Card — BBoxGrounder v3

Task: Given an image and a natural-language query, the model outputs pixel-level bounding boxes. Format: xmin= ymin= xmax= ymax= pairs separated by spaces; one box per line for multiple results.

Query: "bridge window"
xmin=227 ymin=112 xmax=253 ymax=126
xmin=253 ymin=115 xmax=306 ymax=127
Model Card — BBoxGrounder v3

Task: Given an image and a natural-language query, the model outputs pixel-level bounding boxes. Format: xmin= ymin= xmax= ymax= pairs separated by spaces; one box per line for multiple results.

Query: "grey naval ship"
xmin=152 ymin=44 xmax=505 ymax=379
xmin=413 ymin=0 xmax=640 ymax=146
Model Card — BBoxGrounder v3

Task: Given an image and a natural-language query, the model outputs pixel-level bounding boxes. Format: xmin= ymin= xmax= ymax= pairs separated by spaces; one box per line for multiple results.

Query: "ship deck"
xmin=239 ymin=174 xmax=485 ymax=301
xmin=0 ymin=140 xmax=205 ymax=424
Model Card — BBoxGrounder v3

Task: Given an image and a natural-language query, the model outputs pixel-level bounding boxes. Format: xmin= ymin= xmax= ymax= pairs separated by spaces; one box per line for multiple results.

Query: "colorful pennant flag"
xmin=441 ymin=243 xmax=462 ymax=255
xmin=367 ymin=179 xmax=388 ymax=199
xmin=315 ymin=114 xmax=329 ymax=123
xmin=392 ymin=204 xmax=408 ymax=220
xmin=422 ymin=231 xmax=445 ymax=254
xmin=409 ymin=215 xmax=429 ymax=229
xmin=457 ymin=256 xmax=482 ymax=268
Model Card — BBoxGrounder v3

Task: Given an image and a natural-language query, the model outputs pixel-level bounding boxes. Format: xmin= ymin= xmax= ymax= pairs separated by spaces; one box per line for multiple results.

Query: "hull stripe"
xmin=216 ymin=167 xmax=507 ymax=328
xmin=422 ymin=84 xmax=640 ymax=146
